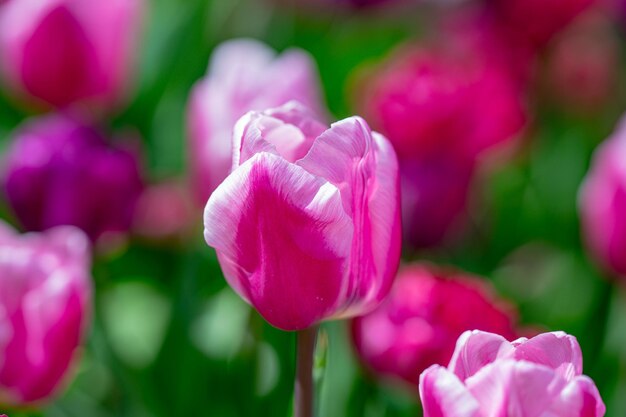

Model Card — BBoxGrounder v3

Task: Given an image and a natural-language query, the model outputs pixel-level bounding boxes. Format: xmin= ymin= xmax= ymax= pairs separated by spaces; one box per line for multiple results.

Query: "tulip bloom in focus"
xmin=203 ymin=102 xmax=401 ymax=331
xmin=0 ymin=223 xmax=91 ymax=406
xmin=579 ymin=117 xmax=626 ymax=277
xmin=3 ymin=114 xmax=144 ymax=243
xmin=0 ymin=0 xmax=144 ymax=109
xmin=187 ymin=39 xmax=325 ymax=206
xmin=420 ymin=330 xmax=605 ymax=416
xmin=352 ymin=265 xmax=517 ymax=386
xmin=360 ymin=39 xmax=526 ymax=246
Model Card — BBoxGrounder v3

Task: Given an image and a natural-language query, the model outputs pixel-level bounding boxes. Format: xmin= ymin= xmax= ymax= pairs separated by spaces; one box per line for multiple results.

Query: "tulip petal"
xmin=204 ymin=152 xmax=353 ymax=330
xmin=419 ymin=365 xmax=481 ymax=417
xmin=21 ymin=5 xmax=99 ymax=106
xmin=550 ymin=375 xmax=606 ymax=417
xmin=448 ymin=330 xmax=514 ymax=381
xmin=297 ymin=118 xmax=400 ymax=316
xmin=467 ymin=359 xmax=566 ymax=417
xmin=512 ymin=331 xmax=583 ymax=380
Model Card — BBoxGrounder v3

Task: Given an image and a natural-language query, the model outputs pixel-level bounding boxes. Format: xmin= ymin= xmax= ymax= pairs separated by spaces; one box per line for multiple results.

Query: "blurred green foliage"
xmin=2 ymin=0 xmax=626 ymax=416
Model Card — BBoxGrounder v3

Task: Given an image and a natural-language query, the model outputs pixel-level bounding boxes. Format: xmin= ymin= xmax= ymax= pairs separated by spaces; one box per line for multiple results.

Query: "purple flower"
xmin=3 ymin=114 xmax=144 ymax=242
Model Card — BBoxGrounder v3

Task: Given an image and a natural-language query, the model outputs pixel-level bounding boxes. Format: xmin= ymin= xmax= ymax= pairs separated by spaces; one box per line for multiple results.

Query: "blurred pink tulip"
xmin=545 ymin=13 xmax=618 ymax=113
xmin=187 ymin=39 xmax=325 ymax=206
xmin=488 ymin=0 xmax=596 ymax=47
xmin=203 ymin=102 xmax=401 ymax=331
xmin=352 ymin=265 xmax=517 ymax=386
xmin=579 ymin=117 xmax=626 ymax=277
xmin=359 ymin=38 xmax=526 ymax=247
xmin=2 ymin=114 xmax=144 ymax=243
xmin=0 ymin=0 xmax=144 ymax=109
xmin=420 ymin=330 xmax=605 ymax=416
xmin=0 ymin=223 xmax=91 ymax=406
xmin=132 ymin=180 xmax=195 ymax=242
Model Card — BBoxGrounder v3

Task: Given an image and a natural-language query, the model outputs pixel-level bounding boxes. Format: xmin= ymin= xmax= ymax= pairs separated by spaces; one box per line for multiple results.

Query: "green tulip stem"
xmin=294 ymin=325 xmax=319 ymax=417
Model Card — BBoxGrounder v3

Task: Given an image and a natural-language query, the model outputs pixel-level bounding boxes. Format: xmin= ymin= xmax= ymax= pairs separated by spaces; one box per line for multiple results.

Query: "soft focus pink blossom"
xmin=545 ymin=13 xmax=618 ymax=113
xmin=132 ymin=181 xmax=195 ymax=241
xmin=579 ymin=117 xmax=626 ymax=277
xmin=488 ymin=0 xmax=596 ymax=47
xmin=187 ymin=39 xmax=325 ymax=206
xmin=420 ymin=330 xmax=605 ymax=416
xmin=352 ymin=265 xmax=517 ymax=386
xmin=2 ymin=114 xmax=144 ymax=243
xmin=359 ymin=37 xmax=526 ymax=246
xmin=0 ymin=222 xmax=91 ymax=406
xmin=203 ymin=102 xmax=401 ymax=331
xmin=0 ymin=0 xmax=144 ymax=109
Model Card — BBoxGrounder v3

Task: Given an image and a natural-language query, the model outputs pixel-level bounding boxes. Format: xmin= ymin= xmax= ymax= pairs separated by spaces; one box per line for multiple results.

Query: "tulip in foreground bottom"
xmin=203 ymin=102 xmax=401 ymax=331
xmin=419 ymin=330 xmax=605 ymax=417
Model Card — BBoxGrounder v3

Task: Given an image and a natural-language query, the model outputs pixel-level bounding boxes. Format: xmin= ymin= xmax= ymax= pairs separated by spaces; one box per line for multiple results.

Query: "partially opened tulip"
xmin=352 ymin=264 xmax=517 ymax=387
xmin=0 ymin=222 xmax=91 ymax=406
xmin=420 ymin=330 xmax=605 ymax=416
xmin=579 ymin=117 xmax=626 ymax=277
xmin=203 ymin=101 xmax=401 ymax=331
xmin=187 ymin=39 xmax=325 ymax=206
xmin=2 ymin=114 xmax=144 ymax=243
xmin=0 ymin=0 xmax=144 ymax=109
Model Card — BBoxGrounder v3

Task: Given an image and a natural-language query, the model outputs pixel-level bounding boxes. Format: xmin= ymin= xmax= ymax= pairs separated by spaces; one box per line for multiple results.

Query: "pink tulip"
xmin=359 ymin=37 xmax=526 ymax=246
xmin=420 ymin=330 xmax=605 ymax=416
xmin=187 ymin=39 xmax=325 ymax=206
xmin=579 ymin=117 xmax=626 ymax=277
xmin=352 ymin=265 xmax=517 ymax=386
xmin=203 ymin=102 xmax=401 ymax=331
xmin=0 ymin=0 xmax=144 ymax=109
xmin=0 ymin=222 xmax=91 ymax=406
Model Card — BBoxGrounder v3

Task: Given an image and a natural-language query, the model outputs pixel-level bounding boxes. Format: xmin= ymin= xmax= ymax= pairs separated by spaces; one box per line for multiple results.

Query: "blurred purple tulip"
xmin=0 ymin=222 xmax=91 ymax=406
xmin=203 ymin=102 xmax=401 ymax=331
xmin=0 ymin=0 xmax=144 ymax=109
xmin=579 ymin=117 xmax=626 ymax=277
xmin=3 ymin=114 xmax=144 ymax=243
xmin=352 ymin=264 xmax=518 ymax=387
xmin=187 ymin=39 xmax=325 ymax=206
xmin=420 ymin=330 xmax=605 ymax=416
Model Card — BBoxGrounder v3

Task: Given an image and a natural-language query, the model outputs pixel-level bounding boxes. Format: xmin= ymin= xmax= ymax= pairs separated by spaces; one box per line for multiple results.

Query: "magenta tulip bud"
xmin=3 ymin=114 xmax=144 ymax=242
xmin=362 ymin=45 xmax=526 ymax=163
xmin=420 ymin=330 xmax=605 ymax=416
xmin=352 ymin=265 xmax=517 ymax=387
xmin=203 ymin=102 xmax=401 ymax=331
xmin=488 ymin=0 xmax=596 ymax=47
xmin=0 ymin=223 xmax=91 ymax=406
xmin=187 ymin=39 xmax=325 ymax=206
xmin=579 ymin=118 xmax=626 ymax=277
xmin=0 ymin=0 xmax=144 ymax=109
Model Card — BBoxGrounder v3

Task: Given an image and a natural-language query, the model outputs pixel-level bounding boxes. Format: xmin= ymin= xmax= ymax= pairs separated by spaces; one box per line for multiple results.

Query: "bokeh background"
xmin=1 ymin=0 xmax=626 ymax=416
